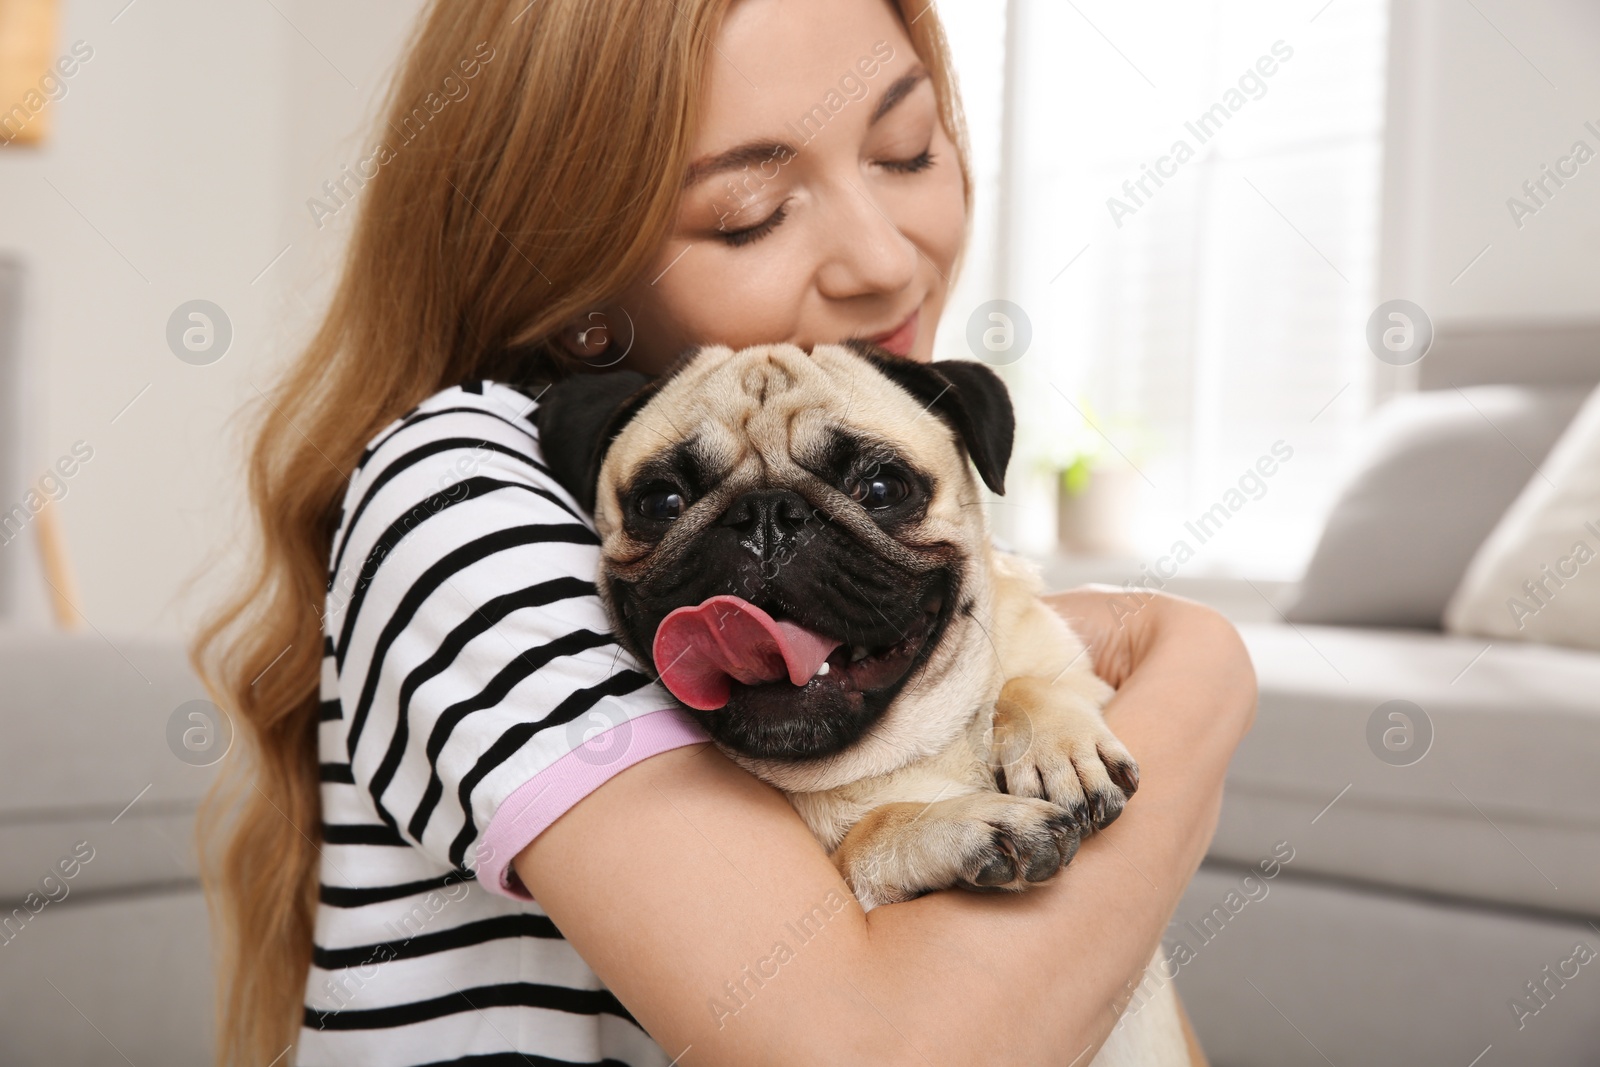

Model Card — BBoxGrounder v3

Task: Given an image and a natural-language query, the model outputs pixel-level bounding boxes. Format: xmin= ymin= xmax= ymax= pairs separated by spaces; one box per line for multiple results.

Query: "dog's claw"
xmin=991 ymin=699 xmax=1139 ymax=844
xmin=1105 ymin=754 xmax=1141 ymax=796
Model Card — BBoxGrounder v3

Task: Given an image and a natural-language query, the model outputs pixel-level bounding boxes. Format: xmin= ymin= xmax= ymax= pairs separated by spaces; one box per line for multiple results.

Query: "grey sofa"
xmin=0 ymin=628 xmax=218 ymax=1066
xmin=1169 ymin=322 xmax=1600 ymax=1066
xmin=1179 ymin=624 xmax=1600 ymax=1066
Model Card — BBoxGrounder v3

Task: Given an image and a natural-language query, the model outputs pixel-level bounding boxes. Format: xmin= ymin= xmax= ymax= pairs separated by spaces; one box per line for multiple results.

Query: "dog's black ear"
xmin=843 ymin=342 xmax=1016 ymax=495
xmin=531 ymin=370 xmax=656 ymax=515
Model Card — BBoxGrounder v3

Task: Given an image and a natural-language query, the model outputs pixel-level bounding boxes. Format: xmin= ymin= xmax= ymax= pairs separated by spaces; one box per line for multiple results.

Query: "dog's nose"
xmin=719 ymin=489 xmax=815 ymax=561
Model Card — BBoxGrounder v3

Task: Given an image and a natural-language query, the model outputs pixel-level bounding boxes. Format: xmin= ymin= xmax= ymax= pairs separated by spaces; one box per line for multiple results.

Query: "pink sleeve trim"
xmin=475 ymin=706 xmax=711 ymax=900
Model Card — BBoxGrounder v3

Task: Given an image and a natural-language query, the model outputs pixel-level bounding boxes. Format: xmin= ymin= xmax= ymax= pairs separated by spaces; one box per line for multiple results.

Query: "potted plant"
xmin=1042 ymin=399 xmax=1148 ymax=557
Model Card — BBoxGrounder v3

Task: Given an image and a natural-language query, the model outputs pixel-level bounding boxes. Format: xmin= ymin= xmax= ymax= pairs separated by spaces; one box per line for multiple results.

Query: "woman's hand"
xmin=1045 ymin=584 xmax=1256 ymax=699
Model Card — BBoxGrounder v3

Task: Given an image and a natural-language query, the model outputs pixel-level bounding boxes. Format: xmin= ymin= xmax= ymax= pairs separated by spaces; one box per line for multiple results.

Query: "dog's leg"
xmin=990 ymin=676 xmax=1140 ymax=833
xmin=831 ymin=792 xmax=1081 ymax=911
xmin=982 ymin=553 xmax=1139 ymax=832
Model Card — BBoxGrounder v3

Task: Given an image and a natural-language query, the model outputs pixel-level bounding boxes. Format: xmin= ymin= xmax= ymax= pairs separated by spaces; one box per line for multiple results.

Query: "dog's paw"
xmin=950 ymin=794 xmax=1082 ymax=892
xmin=834 ymin=792 xmax=1081 ymax=908
xmin=991 ymin=678 xmax=1140 ymax=833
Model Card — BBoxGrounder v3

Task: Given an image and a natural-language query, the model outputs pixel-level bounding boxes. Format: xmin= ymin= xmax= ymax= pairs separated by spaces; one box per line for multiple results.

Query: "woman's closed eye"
xmin=717 ymin=199 xmax=791 ymax=247
xmin=876 ymin=147 xmax=935 ymax=175
xmin=713 ymin=149 xmax=935 ymax=249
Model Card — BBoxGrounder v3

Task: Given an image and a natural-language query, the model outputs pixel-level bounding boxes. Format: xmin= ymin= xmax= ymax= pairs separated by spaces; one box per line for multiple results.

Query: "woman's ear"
xmin=533 ymin=371 xmax=658 ymax=515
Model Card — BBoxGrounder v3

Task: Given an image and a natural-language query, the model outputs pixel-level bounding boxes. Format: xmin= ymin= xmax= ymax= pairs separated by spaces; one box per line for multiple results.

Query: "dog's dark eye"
xmin=636 ymin=487 xmax=687 ymax=521
xmin=848 ymin=474 xmax=909 ymax=510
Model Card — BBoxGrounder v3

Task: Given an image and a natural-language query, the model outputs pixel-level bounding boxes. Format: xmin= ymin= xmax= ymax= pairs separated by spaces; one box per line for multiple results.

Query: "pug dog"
xmin=534 ymin=342 xmax=1189 ymax=1066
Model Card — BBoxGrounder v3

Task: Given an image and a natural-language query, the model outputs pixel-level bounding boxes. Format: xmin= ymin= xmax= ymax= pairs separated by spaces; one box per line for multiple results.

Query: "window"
xmin=937 ymin=0 xmax=1391 ymax=578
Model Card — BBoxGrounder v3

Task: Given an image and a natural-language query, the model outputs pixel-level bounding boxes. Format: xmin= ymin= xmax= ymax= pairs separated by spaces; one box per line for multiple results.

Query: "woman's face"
xmin=609 ymin=0 xmax=967 ymax=372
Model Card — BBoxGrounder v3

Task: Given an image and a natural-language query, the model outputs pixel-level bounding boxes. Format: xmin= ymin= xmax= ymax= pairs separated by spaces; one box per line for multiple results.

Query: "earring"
xmin=563 ymin=308 xmax=633 ymax=369
xmin=576 ymin=311 xmax=610 ymax=352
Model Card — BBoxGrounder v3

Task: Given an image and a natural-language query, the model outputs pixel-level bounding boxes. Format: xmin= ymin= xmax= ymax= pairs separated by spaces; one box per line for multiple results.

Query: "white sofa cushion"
xmin=1211 ymin=623 xmax=1600 ymax=914
xmin=1445 ymin=384 xmax=1600 ymax=651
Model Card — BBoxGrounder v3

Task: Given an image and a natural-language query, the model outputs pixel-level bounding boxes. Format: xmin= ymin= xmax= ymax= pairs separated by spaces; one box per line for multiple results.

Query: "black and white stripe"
xmin=297 ymin=381 xmax=680 ymax=1067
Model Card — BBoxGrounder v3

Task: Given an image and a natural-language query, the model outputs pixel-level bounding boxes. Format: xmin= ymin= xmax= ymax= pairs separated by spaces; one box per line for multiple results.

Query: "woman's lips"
xmin=865 ymin=308 xmax=920 ymax=358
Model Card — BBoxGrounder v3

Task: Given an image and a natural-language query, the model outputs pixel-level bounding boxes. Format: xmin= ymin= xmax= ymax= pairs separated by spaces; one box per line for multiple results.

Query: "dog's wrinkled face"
xmin=535 ymin=343 xmax=1015 ymax=785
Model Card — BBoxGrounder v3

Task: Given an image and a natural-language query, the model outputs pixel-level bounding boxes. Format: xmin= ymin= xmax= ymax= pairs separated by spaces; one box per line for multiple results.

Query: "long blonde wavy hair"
xmin=189 ymin=0 xmax=970 ymax=1062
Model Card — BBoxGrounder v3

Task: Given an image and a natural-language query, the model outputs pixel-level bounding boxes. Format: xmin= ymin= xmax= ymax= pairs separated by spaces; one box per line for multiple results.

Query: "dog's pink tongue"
xmin=653 ymin=595 xmax=841 ymax=711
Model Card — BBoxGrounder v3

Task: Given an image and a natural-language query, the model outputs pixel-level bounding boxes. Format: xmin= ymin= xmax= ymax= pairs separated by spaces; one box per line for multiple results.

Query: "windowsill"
xmin=1028 ymin=551 xmax=1301 ymax=626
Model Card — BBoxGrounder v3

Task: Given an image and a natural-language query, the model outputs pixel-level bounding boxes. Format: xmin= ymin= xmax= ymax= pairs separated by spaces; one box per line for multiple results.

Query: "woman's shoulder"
xmin=322 ymin=378 xmax=593 ymax=614
xmin=352 ymin=378 xmax=548 ymax=483
xmin=332 ymin=378 xmax=569 ymax=530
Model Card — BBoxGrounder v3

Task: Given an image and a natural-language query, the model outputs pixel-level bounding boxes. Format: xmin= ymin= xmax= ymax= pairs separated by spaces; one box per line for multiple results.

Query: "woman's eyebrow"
xmin=684 ymin=141 xmax=794 ymax=189
xmin=870 ymin=67 xmax=929 ymax=125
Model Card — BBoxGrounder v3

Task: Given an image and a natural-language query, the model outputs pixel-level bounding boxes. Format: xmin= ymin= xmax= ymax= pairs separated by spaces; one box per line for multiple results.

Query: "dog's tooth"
xmin=850 ymin=645 xmax=869 ymax=662
xmin=814 ymin=662 xmax=831 ymax=678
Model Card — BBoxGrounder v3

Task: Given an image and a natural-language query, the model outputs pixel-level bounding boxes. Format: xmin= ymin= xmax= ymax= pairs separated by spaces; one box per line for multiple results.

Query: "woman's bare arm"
xmin=515 ymin=590 xmax=1257 ymax=1066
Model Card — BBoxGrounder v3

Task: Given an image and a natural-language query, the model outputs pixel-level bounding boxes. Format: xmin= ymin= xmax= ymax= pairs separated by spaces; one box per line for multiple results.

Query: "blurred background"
xmin=2 ymin=0 xmax=1597 ymax=1064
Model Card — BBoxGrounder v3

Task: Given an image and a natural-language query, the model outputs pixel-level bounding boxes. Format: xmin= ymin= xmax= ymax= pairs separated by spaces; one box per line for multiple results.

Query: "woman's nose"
xmin=814 ymin=179 xmax=919 ymax=299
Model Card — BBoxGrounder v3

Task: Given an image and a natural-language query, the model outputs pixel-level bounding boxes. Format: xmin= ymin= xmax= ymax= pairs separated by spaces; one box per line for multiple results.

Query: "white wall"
xmin=1381 ymin=0 xmax=1600 ymax=320
xmin=0 ymin=0 xmax=424 ymax=639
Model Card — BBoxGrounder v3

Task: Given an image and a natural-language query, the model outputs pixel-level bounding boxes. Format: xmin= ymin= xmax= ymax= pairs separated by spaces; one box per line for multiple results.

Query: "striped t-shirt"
xmin=297 ymin=379 xmax=710 ymax=1066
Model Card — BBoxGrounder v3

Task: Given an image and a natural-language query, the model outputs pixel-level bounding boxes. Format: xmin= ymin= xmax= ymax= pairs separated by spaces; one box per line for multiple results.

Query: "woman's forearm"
xmin=857 ymin=592 xmax=1257 ymax=1063
xmin=516 ymin=593 xmax=1256 ymax=1067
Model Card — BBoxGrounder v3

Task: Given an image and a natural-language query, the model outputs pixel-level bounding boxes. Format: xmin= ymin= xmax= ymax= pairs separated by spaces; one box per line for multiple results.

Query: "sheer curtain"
xmin=937 ymin=0 xmax=1391 ymax=578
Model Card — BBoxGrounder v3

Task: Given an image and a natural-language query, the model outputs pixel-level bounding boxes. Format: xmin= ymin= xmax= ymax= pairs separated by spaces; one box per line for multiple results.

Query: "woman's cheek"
xmin=678 ymin=251 xmax=810 ymax=346
xmin=905 ymin=168 xmax=967 ymax=277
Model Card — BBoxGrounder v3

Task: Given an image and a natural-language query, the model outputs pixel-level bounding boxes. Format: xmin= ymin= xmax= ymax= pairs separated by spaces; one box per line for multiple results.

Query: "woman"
xmin=193 ymin=0 xmax=1257 ymax=1063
